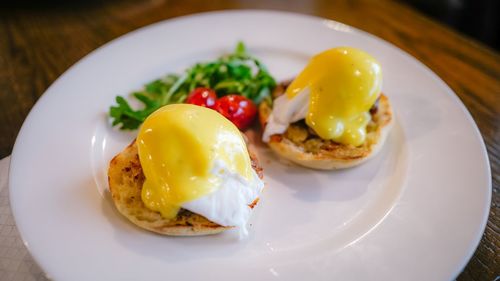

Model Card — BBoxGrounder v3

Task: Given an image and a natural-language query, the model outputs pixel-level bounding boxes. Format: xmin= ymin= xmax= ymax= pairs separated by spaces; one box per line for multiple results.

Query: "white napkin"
xmin=0 ymin=156 xmax=48 ymax=281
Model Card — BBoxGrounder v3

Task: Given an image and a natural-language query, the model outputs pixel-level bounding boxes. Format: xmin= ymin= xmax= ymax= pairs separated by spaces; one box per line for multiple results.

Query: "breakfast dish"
xmin=108 ymin=104 xmax=264 ymax=236
xmin=8 ymin=11 xmax=491 ymax=280
xmin=106 ymin=43 xmax=273 ymax=236
xmin=260 ymin=47 xmax=393 ymax=169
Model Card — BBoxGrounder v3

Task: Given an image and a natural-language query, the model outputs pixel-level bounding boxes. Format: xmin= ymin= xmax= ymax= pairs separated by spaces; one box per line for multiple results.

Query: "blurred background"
xmin=1 ymin=0 xmax=499 ymax=51
xmin=403 ymin=0 xmax=499 ymax=50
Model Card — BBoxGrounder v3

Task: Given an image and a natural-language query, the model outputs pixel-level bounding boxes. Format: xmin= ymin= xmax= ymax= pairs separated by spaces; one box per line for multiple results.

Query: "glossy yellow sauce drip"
xmin=286 ymin=47 xmax=382 ymax=146
xmin=137 ymin=104 xmax=253 ymax=219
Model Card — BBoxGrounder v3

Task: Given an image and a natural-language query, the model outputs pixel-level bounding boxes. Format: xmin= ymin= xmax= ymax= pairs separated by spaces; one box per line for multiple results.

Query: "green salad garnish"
xmin=109 ymin=42 xmax=276 ymax=130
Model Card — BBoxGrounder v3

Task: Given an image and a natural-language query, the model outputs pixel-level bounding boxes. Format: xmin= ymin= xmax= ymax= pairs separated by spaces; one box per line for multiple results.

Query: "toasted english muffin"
xmin=259 ymin=82 xmax=394 ymax=170
xmin=108 ymin=140 xmax=263 ymax=236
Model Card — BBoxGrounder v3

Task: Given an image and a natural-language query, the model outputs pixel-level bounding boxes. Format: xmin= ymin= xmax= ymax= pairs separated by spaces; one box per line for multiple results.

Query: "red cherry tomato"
xmin=214 ymin=95 xmax=257 ymax=130
xmin=186 ymin=87 xmax=217 ymax=108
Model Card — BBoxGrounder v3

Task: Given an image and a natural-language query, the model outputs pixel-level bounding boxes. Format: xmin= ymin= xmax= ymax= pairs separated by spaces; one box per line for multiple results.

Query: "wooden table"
xmin=1 ymin=0 xmax=498 ymax=279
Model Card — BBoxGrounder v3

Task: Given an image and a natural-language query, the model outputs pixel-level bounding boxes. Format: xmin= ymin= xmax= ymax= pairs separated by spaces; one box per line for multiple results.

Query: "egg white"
xmin=262 ymin=88 xmax=310 ymax=142
xmin=181 ymin=159 xmax=264 ymax=235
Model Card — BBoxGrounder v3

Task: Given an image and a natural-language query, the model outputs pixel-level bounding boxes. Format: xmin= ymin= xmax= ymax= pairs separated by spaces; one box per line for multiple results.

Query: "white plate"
xmin=9 ymin=11 xmax=491 ymax=281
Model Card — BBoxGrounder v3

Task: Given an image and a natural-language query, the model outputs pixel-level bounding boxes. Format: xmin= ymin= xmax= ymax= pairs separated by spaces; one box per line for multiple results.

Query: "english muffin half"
xmin=259 ymin=82 xmax=394 ymax=170
xmin=108 ymin=140 xmax=263 ymax=236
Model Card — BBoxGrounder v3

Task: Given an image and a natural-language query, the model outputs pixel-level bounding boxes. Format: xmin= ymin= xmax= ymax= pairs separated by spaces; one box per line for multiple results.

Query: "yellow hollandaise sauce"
xmin=137 ymin=104 xmax=253 ymax=219
xmin=286 ymin=47 xmax=382 ymax=146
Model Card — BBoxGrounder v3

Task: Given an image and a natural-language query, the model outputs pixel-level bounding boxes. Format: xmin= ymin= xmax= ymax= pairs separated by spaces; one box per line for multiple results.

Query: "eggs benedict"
xmin=260 ymin=47 xmax=394 ymax=169
xmin=108 ymin=104 xmax=264 ymax=236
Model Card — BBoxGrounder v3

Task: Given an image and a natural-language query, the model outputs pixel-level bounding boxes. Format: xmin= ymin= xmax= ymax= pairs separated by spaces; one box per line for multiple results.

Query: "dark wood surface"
xmin=1 ymin=0 xmax=498 ymax=279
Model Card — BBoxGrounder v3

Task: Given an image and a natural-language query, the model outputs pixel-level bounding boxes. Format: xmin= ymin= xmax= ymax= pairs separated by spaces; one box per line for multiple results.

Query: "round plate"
xmin=9 ymin=11 xmax=491 ymax=281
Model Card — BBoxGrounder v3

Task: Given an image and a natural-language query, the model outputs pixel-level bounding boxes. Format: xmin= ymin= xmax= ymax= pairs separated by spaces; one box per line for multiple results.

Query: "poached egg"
xmin=263 ymin=47 xmax=382 ymax=146
xmin=137 ymin=104 xmax=264 ymax=233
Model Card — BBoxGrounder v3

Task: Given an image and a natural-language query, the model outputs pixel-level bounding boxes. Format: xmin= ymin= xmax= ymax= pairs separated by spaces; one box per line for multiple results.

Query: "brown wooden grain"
xmin=0 ymin=0 xmax=498 ymax=279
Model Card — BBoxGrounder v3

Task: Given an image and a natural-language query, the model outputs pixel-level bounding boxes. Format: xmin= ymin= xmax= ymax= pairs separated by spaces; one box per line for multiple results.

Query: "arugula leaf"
xmin=109 ymin=41 xmax=276 ymax=130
